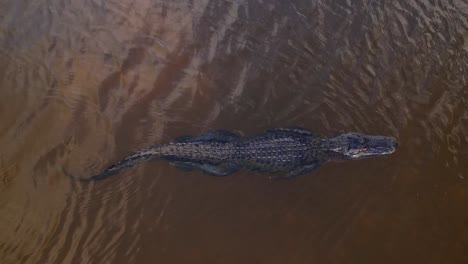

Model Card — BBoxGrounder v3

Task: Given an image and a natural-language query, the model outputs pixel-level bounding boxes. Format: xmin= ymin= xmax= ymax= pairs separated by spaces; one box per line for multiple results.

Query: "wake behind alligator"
xmin=69 ymin=128 xmax=398 ymax=182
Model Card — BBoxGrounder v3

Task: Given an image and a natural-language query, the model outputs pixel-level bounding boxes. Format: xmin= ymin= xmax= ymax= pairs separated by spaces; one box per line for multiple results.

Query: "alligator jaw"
xmin=324 ymin=133 xmax=398 ymax=160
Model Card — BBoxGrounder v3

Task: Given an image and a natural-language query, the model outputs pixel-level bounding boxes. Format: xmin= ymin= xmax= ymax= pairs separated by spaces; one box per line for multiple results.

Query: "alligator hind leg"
xmin=175 ymin=130 xmax=240 ymax=143
xmin=173 ymin=161 xmax=240 ymax=176
xmin=196 ymin=162 xmax=240 ymax=176
xmin=172 ymin=161 xmax=195 ymax=171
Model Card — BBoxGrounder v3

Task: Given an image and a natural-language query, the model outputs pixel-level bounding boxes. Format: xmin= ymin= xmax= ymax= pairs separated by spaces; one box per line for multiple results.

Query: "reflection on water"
xmin=1 ymin=0 xmax=467 ymax=263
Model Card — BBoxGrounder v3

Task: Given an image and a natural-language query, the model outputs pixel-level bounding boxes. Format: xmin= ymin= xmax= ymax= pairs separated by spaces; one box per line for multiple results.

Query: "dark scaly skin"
xmin=67 ymin=128 xmax=398 ymax=182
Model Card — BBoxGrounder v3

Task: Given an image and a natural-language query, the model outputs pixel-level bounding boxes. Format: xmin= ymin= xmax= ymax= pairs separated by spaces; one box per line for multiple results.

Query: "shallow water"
xmin=1 ymin=0 xmax=467 ymax=263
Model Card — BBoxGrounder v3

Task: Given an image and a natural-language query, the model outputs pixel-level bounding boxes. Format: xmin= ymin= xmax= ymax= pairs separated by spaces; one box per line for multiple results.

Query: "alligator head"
xmin=324 ymin=133 xmax=398 ymax=160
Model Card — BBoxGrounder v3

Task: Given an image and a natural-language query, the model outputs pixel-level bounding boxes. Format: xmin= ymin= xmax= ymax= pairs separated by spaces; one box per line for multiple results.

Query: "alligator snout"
xmin=388 ymin=137 xmax=399 ymax=151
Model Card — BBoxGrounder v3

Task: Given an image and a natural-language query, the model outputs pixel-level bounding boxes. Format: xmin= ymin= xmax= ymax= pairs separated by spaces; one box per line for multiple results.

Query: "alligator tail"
xmin=65 ymin=146 xmax=162 ymax=182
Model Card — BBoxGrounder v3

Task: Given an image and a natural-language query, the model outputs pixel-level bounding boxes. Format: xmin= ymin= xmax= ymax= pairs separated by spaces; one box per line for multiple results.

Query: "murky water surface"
xmin=1 ymin=0 xmax=468 ymax=263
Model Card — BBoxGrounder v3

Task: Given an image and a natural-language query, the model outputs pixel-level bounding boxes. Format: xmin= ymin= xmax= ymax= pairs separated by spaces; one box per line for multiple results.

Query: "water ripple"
xmin=1 ymin=0 xmax=468 ymax=263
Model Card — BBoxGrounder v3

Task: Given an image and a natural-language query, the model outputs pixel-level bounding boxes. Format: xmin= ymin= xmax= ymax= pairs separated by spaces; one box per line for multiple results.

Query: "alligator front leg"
xmin=285 ymin=162 xmax=321 ymax=178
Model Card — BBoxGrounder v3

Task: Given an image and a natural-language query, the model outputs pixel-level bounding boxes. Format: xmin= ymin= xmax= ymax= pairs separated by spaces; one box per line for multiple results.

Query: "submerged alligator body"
xmin=70 ymin=128 xmax=397 ymax=182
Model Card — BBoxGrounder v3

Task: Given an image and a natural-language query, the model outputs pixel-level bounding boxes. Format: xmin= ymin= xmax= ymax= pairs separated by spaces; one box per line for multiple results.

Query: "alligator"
xmin=68 ymin=128 xmax=398 ymax=182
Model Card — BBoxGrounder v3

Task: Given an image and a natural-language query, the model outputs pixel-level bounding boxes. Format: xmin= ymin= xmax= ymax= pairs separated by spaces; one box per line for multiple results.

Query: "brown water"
xmin=1 ymin=0 xmax=468 ymax=263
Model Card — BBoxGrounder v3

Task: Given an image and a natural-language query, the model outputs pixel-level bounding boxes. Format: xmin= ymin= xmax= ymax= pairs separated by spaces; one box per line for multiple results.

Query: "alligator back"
xmin=69 ymin=128 xmax=323 ymax=181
